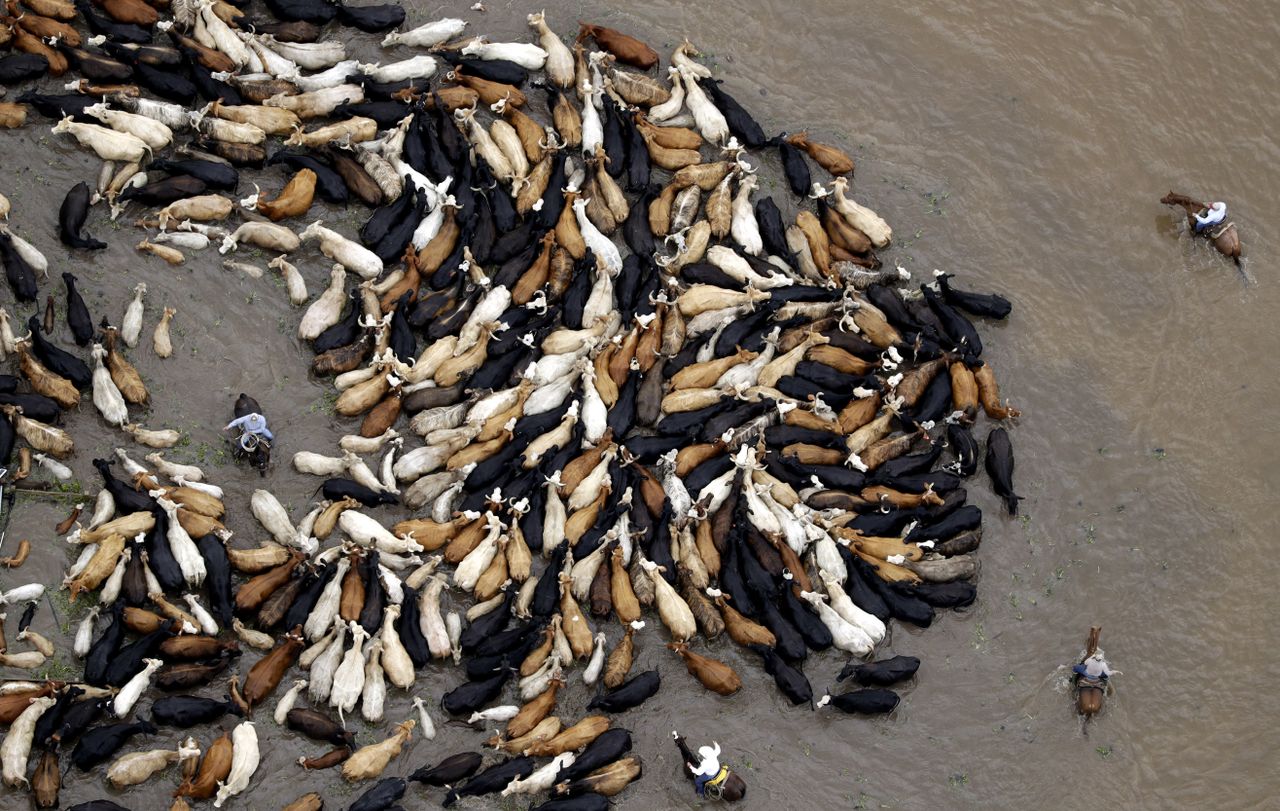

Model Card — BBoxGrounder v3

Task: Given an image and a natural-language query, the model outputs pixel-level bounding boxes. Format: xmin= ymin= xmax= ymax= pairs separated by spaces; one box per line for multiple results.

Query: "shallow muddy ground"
xmin=1 ymin=1 xmax=1277 ymax=809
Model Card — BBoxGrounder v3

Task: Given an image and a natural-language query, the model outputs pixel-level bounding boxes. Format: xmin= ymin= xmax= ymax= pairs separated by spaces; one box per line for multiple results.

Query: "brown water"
xmin=2 ymin=1 xmax=1278 ymax=809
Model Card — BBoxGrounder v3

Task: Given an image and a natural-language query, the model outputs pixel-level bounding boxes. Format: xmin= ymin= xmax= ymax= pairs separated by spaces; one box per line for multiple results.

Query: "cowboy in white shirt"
xmin=1194 ymin=201 xmax=1226 ymax=232
xmin=1073 ymin=653 xmax=1114 ymax=681
xmin=687 ymin=741 xmax=723 ymax=797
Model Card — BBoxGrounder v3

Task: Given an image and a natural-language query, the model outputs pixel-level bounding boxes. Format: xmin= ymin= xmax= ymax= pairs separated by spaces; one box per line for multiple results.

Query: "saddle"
xmin=1208 ymin=221 xmax=1235 ymax=240
xmin=704 ymin=764 xmax=732 ymax=800
xmin=1076 ymin=675 xmax=1106 ymax=691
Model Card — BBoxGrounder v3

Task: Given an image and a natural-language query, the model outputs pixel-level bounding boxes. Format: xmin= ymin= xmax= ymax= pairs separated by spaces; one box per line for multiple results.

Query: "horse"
xmin=1075 ymin=626 xmax=1106 ymax=717
xmin=672 ymin=730 xmax=747 ymax=802
xmin=227 ymin=393 xmax=272 ymax=474
xmin=1160 ymin=192 xmax=1242 ymax=264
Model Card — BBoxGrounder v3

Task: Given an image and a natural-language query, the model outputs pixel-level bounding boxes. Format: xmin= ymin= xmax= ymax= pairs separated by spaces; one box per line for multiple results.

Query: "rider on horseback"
xmin=1072 ymin=653 xmax=1114 ymax=683
xmin=1194 ymin=201 xmax=1226 ymax=233
xmin=688 ymin=741 xmax=728 ymax=798
xmin=1160 ymin=192 xmax=1242 ymax=266
xmin=226 ymin=412 xmax=274 ymax=452
xmin=673 ymin=729 xmax=746 ymax=802
xmin=225 ymin=396 xmax=274 ymax=474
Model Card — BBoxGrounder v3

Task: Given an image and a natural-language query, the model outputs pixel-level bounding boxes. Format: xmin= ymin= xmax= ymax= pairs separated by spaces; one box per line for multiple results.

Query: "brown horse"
xmin=1161 ymin=192 xmax=1242 ymax=264
xmin=1075 ymin=626 xmax=1106 ymax=717
xmin=672 ymin=730 xmax=746 ymax=802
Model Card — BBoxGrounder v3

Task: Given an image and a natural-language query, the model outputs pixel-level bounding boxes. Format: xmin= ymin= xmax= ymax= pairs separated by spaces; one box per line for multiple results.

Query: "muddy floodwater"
xmin=1 ymin=1 xmax=1277 ymax=809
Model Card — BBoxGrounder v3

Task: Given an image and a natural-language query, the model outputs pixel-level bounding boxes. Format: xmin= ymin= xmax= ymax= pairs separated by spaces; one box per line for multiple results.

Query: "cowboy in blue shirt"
xmin=225 ymin=412 xmax=273 ymax=451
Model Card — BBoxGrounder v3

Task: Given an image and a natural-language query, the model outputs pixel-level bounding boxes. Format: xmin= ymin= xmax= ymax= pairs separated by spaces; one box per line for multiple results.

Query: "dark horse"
xmin=227 ymin=393 xmax=271 ymax=474
xmin=1160 ymin=192 xmax=1242 ymax=265
xmin=672 ymin=730 xmax=746 ymax=802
